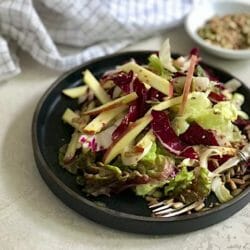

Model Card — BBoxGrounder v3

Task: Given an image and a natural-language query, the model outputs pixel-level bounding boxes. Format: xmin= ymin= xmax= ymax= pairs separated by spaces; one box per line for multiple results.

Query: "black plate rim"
xmin=32 ymin=50 xmax=250 ymax=224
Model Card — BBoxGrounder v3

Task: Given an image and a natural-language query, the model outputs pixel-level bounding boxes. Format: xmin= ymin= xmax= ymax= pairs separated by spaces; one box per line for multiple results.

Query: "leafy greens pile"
xmin=59 ymin=39 xmax=250 ymax=210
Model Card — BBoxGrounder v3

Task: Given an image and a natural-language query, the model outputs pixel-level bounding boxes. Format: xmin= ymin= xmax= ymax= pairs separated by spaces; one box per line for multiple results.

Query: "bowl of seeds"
xmin=185 ymin=0 xmax=250 ymax=59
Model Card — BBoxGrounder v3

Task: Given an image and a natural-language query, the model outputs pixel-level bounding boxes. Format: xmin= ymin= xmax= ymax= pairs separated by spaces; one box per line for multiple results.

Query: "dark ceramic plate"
xmin=32 ymin=51 xmax=250 ymax=235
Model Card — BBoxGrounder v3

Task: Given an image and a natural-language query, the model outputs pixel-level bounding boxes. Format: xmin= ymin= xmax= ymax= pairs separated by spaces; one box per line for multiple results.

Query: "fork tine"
xmin=154 ymin=207 xmax=175 ymax=215
xmin=149 ymin=202 xmax=164 ymax=209
xmin=152 ymin=203 xmax=173 ymax=213
xmin=149 ymin=198 xmax=174 ymax=209
xmin=160 ymin=201 xmax=202 ymax=218
xmin=153 ymin=201 xmax=185 ymax=214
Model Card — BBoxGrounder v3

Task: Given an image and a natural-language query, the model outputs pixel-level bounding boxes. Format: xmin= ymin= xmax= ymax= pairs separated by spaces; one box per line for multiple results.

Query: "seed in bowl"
xmin=197 ymin=13 xmax=250 ymax=50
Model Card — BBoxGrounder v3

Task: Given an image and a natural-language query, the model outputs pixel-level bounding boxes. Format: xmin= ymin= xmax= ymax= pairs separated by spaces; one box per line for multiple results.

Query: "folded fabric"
xmin=0 ymin=0 xmax=197 ymax=82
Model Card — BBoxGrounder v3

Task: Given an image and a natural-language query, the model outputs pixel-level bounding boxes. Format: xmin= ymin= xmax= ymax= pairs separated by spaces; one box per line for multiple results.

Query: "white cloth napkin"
xmin=0 ymin=0 xmax=197 ymax=82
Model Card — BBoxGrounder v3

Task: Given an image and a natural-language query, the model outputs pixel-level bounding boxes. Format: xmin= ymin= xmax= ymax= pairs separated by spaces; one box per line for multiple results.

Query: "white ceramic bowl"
xmin=185 ymin=0 xmax=250 ymax=59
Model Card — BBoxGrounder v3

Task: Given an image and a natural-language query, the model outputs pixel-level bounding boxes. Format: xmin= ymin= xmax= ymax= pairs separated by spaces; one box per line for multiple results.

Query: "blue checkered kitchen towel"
xmin=0 ymin=0 xmax=197 ymax=82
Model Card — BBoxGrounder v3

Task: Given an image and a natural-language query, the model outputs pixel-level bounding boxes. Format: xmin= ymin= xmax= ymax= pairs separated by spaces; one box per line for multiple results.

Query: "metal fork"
xmin=149 ymin=199 xmax=204 ymax=218
xmin=150 ymin=144 xmax=250 ymax=217
xmin=214 ymin=143 xmax=250 ymax=174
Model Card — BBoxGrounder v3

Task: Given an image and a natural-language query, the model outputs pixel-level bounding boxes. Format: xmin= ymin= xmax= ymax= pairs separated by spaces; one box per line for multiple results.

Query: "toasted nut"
xmin=230 ymin=178 xmax=245 ymax=185
xmin=231 ymin=189 xmax=242 ymax=196
xmin=230 ymin=168 xmax=235 ymax=177
xmin=226 ymin=171 xmax=231 ymax=182
xmin=239 ymin=181 xmax=250 ymax=190
xmin=172 ymin=202 xmax=184 ymax=209
xmin=194 ymin=202 xmax=205 ymax=211
xmin=228 ymin=179 xmax=237 ymax=190
xmin=243 ymin=174 xmax=250 ymax=181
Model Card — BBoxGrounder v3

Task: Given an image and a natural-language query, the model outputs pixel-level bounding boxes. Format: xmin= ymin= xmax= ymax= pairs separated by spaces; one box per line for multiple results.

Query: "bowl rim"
xmin=185 ymin=0 xmax=250 ymax=57
xmin=32 ymin=50 xmax=250 ymax=224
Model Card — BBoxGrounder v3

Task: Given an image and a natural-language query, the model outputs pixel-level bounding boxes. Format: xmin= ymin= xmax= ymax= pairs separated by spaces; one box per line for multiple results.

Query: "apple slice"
xmin=62 ymin=86 xmax=88 ymax=98
xmin=83 ymin=105 xmax=127 ymax=134
xmin=102 ymin=79 xmax=115 ymax=89
xmin=83 ymin=92 xmax=138 ymax=116
xmin=150 ymin=95 xmax=183 ymax=112
xmin=83 ymin=69 xmax=111 ymax=104
xmin=63 ymin=131 xmax=81 ymax=163
xmin=121 ymin=130 xmax=155 ymax=166
xmin=62 ymin=108 xmax=80 ymax=130
xmin=119 ymin=62 xmax=170 ymax=95
xmin=103 ymin=115 xmax=152 ymax=164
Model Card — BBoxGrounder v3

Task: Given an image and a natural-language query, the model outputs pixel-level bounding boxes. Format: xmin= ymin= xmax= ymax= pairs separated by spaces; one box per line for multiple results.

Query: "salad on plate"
xmin=59 ymin=39 xmax=250 ymax=216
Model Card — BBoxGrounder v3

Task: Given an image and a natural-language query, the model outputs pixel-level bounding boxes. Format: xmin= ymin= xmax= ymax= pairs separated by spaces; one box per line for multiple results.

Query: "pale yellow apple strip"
xmin=83 ymin=105 xmax=127 ymax=134
xmin=136 ymin=130 xmax=155 ymax=149
xmin=118 ymin=62 xmax=170 ymax=95
xmin=150 ymin=95 xmax=183 ymax=112
xmin=63 ymin=131 xmax=81 ymax=162
xmin=83 ymin=92 xmax=138 ymax=115
xmin=62 ymin=108 xmax=80 ymax=130
xmin=62 ymin=86 xmax=88 ymax=99
xmin=121 ymin=130 xmax=156 ymax=166
xmin=83 ymin=69 xmax=111 ymax=104
xmin=103 ymin=115 xmax=152 ymax=164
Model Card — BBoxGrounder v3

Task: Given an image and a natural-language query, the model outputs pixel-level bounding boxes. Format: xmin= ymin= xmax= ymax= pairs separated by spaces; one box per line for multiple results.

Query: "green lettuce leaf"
xmin=164 ymin=166 xmax=194 ymax=195
xmin=148 ymin=54 xmax=173 ymax=80
xmin=164 ymin=166 xmax=212 ymax=203
xmin=141 ymin=142 xmax=157 ymax=163
xmin=194 ymin=101 xmax=242 ymax=143
xmin=212 ymin=177 xmax=233 ymax=203
xmin=171 ymin=92 xmax=212 ymax=134
xmin=213 ymin=101 xmax=238 ymax=120
xmin=172 ymin=93 xmax=243 ymax=142
xmin=231 ymin=93 xmax=249 ymax=119
xmin=195 ymin=65 xmax=207 ymax=77
xmin=135 ymin=181 xmax=167 ymax=196
xmin=192 ymin=167 xmax=212 ymax=198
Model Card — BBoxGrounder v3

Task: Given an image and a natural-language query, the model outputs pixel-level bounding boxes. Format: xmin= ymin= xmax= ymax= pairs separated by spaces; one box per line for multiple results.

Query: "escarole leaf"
xmin=141 ymin=141 xmax=157 ymax=163
xmin=164 ymin=166 xmax=212 ymax=202
xmin=148 ymin=54 xmax=165 ymax=76
xmin=212 ymin=177 xmax=233 ymax=203
xmin=172 ymin=93 xmax=243 ymax=143
xmin=148 ymin=54 xmax=173 ymax=80
xmin=171 ymin=92 xmax=212 ymax=134
xmin=159 ymin=38 xmax=177 ymax=73
xmin=180 ymin=92 xmax=212 ymax=120
xmin=135 ymin=180 xmax=167 ymax=197
xmin=164 ymin=166 xmax=194 ymax=195
xmin=192 ymin=167 xmax=212 ymax=199
xmin=195 ymin=103 xmax=242 ymax=142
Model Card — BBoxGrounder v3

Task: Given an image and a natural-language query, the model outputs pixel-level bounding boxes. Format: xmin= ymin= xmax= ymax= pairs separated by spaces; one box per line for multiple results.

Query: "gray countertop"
xmin=0 ymin=25 xmax=249 ymax=250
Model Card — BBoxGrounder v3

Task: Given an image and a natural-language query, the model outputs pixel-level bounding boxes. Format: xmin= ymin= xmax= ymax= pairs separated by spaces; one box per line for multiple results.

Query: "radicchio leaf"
xmin=112 ymin=73 xmax=149 ymax=141
xmin=147 ymin=87 xmax=165 ymax=101
xmin=151 ymin=110 xmax=198 ymax=159
xmin=101 ymin=70 xmax=134 ymax=93
xmin=189 ymin=47 xmax=200 ymax=58
xmin=179 ymin=122 xmax=219 ymax=146
xmin=112 ymin=103 xmax=138 ymax=141
xmin=180 ymin=147 xmax=199 ymax=159
xmin=203 ymin=67 xmax=220 ymax=82
xmin=208 ymin=91 xmax=226 ymax=103
xmin=233 ymin=117 xmax=250 ymax=130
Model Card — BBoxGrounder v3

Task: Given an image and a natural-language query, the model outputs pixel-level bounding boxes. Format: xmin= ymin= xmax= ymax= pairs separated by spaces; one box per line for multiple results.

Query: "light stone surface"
xmin=0 ymin=25 xmax=249 ymax=250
